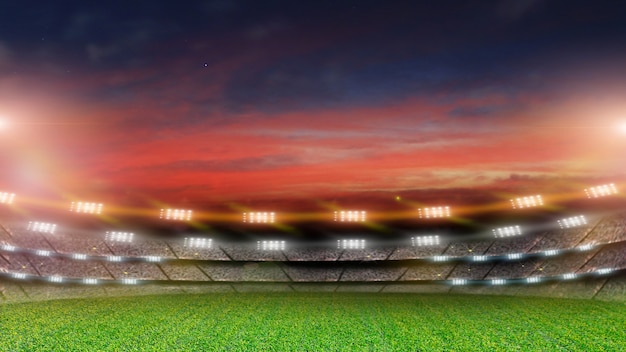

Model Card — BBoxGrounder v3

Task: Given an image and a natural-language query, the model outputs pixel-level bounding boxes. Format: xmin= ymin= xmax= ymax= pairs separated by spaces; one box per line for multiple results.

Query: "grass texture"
xmin=0 ymin=293 xmax=624 ymax=351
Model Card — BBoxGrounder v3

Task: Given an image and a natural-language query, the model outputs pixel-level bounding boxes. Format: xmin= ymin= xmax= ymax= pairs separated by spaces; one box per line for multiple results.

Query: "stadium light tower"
xmin=243 ymin=212 xmax=275 ymax=223
xmin=557 ymin=215 xmax=587 ymax=229
xmin=160 ymin=209 xmax=193 ymax=221
xmin=510 ymin=195 xmax=543 ymax=209
xmin=69 ymin=202 xmax=103 ymax=214
xmin=411 ymin=235 xmax=441 ymax=247
xmin=584 ymin=183 xmax=618 ymax=198
xmin=27 ymin=221 xmax=57 ymax=234
xmin=257 ymin=240 xmax=285 ymax=251
xmin=492 ymin=225 xmax=522 ymax=238
xmin=105 ymin=231 xmax=134 ymax=243
xmin=337 ymin=239 xmax=366 ymax=249
xmin=333 ymin=210 xmax=367 ymax=222
xmin=418 ymin=206 xmax=450 ymax=219
xmin=184 ymin=237 xmax=212 ymax=249
xmin=0 ymin=192 xmax=15 ymax=204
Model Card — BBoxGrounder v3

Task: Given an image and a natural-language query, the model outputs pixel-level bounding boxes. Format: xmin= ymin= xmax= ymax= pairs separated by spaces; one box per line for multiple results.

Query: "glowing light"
xmin=1 ymin=244 xmax=16 ymax=252
xmin=418 ymin=206 xmax=450 ymax=219
xmin=108 ymin=256 xmax=123 ymax=262
xmin=84 ymin=278 xmax=98 ymax=285
xmin=584 ymin=183 xmax=618 ymax=198
xmin=243 ymin=212 xmax=275 ymax=223
xmin=27 ymin=221 xmax=57 ymax=234
xmin=433 ymin=256 xmax=449 ymax=262
xmin=543 ymin=249 xmax=560 ymax=256
xmin=558 ymin=215 xmax=587 ymax=229
xmin=492 ymin=225 xmax=522 ymax=238
xmin=596 ymin=268 xmax=613 ymax=275
xmin=35 ymin=250 xmax=51 ymax=257
xmin=69 ymin=202 xmax=103 ymax=214
xmin=452 ymin=279 xmax=467 ymax=285
xmin=337 ymin=239 xmax=365 ymax=249
xmin=12 ymin=273 xmax=27 ymax=280
xmin=0 ymin=192 xmax=15 ymax=204
xmin=472 ymin=255 xmax=488 ymax=262
xmin=510 ymin=195 xmax=543 ymax=209
xmin=577 ymin=243 xmax=595 ymax=251
xmin=257 ymin=240 xmax=285 ymax=251
xmin=160 ymin=208 xmax=193 ymax=221
xmin=0 ymin=118 xmax=7 ymax=130
xmin=144 ymin=256 xmax=162 ymax=262
xmin=184 ymin=237 xmax=212 ymax=249
xmin=562 ymin=273 xmax=577 ymax=280
xmin=507 ymin=253 xmax=523 ymax=260
xmin=105 ymin=231 xmax=134 ymax=243
xmin=49 ymin=276 xmax=63 ymax=283
xmin=122 ymin=278 xmax=138 ymax=285
xmin=526 ymin=277 xmax=541 ymax=284
xmin=72 ymin=253 xmax=87 ymax=260
xmin=334 ymin=210 xmax=367 ymax=222
xmin=491 ymin=279 xmax=506 ymax=285
xmin=411 ymin=235 xmax=440 ymax=247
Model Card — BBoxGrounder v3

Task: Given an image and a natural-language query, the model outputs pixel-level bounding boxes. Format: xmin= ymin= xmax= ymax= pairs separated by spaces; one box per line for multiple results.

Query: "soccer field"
xmin=0 ymin=293 xmax=624 ymax=351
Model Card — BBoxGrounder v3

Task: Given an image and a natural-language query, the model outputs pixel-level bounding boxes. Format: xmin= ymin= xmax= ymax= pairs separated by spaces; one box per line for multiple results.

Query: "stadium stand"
xmin=0 ymin=208 xmax=625 ymax=302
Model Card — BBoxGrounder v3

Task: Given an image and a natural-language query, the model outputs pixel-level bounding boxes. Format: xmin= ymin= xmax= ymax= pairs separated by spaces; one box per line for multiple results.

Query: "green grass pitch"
xmin=0 ymin=293 xmax=624 ymax=351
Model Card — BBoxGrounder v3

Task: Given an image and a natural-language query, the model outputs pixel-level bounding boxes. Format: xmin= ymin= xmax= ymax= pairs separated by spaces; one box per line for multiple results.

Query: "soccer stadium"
xmin=2 ymin=1 xmax=626 ymax=350
xmin=1 ymin=185 xmax=625 ymax=349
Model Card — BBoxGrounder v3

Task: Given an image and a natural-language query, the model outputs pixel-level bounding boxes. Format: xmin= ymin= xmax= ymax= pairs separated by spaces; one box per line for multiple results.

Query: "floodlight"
xmin=596 ymin=268 xmax=613 ymax=275
xmin=452 ymin=279 xmax=467 ymax=285
xmin=49 ymin=276 xmax=63 ymax=283
xmin=333 ymin=210 xmax=367 ymax=222
xmin=526 ymin=277 xmax=541 ymax=284
xmin=84 ymin=278 xmax=98 ymax=285
xmin=472 ymin=255 xmax=488 ymax=262
xmin=584 ymin=183 xmax=618 ymax=198
xmin=108 ymin=256 xmax=123 ymax=262
xmin=577 ymin=243 xmax=595 ymax=251
xmin=1 ymin=244 xmax=16 ymax=252
xmin=433 ymin=255 xmax=449 ymax=262
xmin=337 ymin=239 xmax=365 ymax=249
xmin=418 ymin=206 xmax=451 ymax=219
xmin=411 ymin=235 xmax=440 ymax=247
xmin=492 ymin=225 xmax=522 ymax=238
xmin=69 ymin=202 xmax=103 ymax=214
xmin=105 ymin=231 xmax=134 ymax=243
xmin=72 ymin=253 xmax=87 ymax=260
xmin=243 ymin=212 xmax=275 ymax=223
xmin=562 ymin=273 xmax=577 ymax=280
xmin=12 ymin=273 xmax=27 ymax=280
xmin=35 ymin=250 xmax=51 ymax=257
xmin=507 ymin=253 xmax=523 ymax=260
xmin=27 ymin=221 xmax=57 ymax=234
xmin=184 ymin=237 xmax=212 ymax=249
xmin=122 ymin=278 xmax=138 ymax=285
xmin=0 ymin=192 xmax=15 ymax=204
xmin=257 ymin=240 xmax=285 ymax=251
xmin=557 ymin=215 xmax=587 ymax=229
xmin=491 ymin=279 xmax=506 ymax=285
xmin=543 ymin=249 xmax=559 ymax=256
xmin=144 ymin=256 xmax=161 ymax=262
xmin=160 ymin=208 xmax=193 ymax=221
xmin=510 ymin=195 xmax=543 ymax=209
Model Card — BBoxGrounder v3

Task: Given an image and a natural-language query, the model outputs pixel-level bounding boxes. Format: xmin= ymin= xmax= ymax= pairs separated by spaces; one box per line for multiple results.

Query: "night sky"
xmin=1 ymin=0 xmax=626 ymax=212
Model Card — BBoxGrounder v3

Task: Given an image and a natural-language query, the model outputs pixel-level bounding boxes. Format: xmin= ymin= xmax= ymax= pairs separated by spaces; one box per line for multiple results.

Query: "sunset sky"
xmin=1 ymin=0 xmax=625 ymax=211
